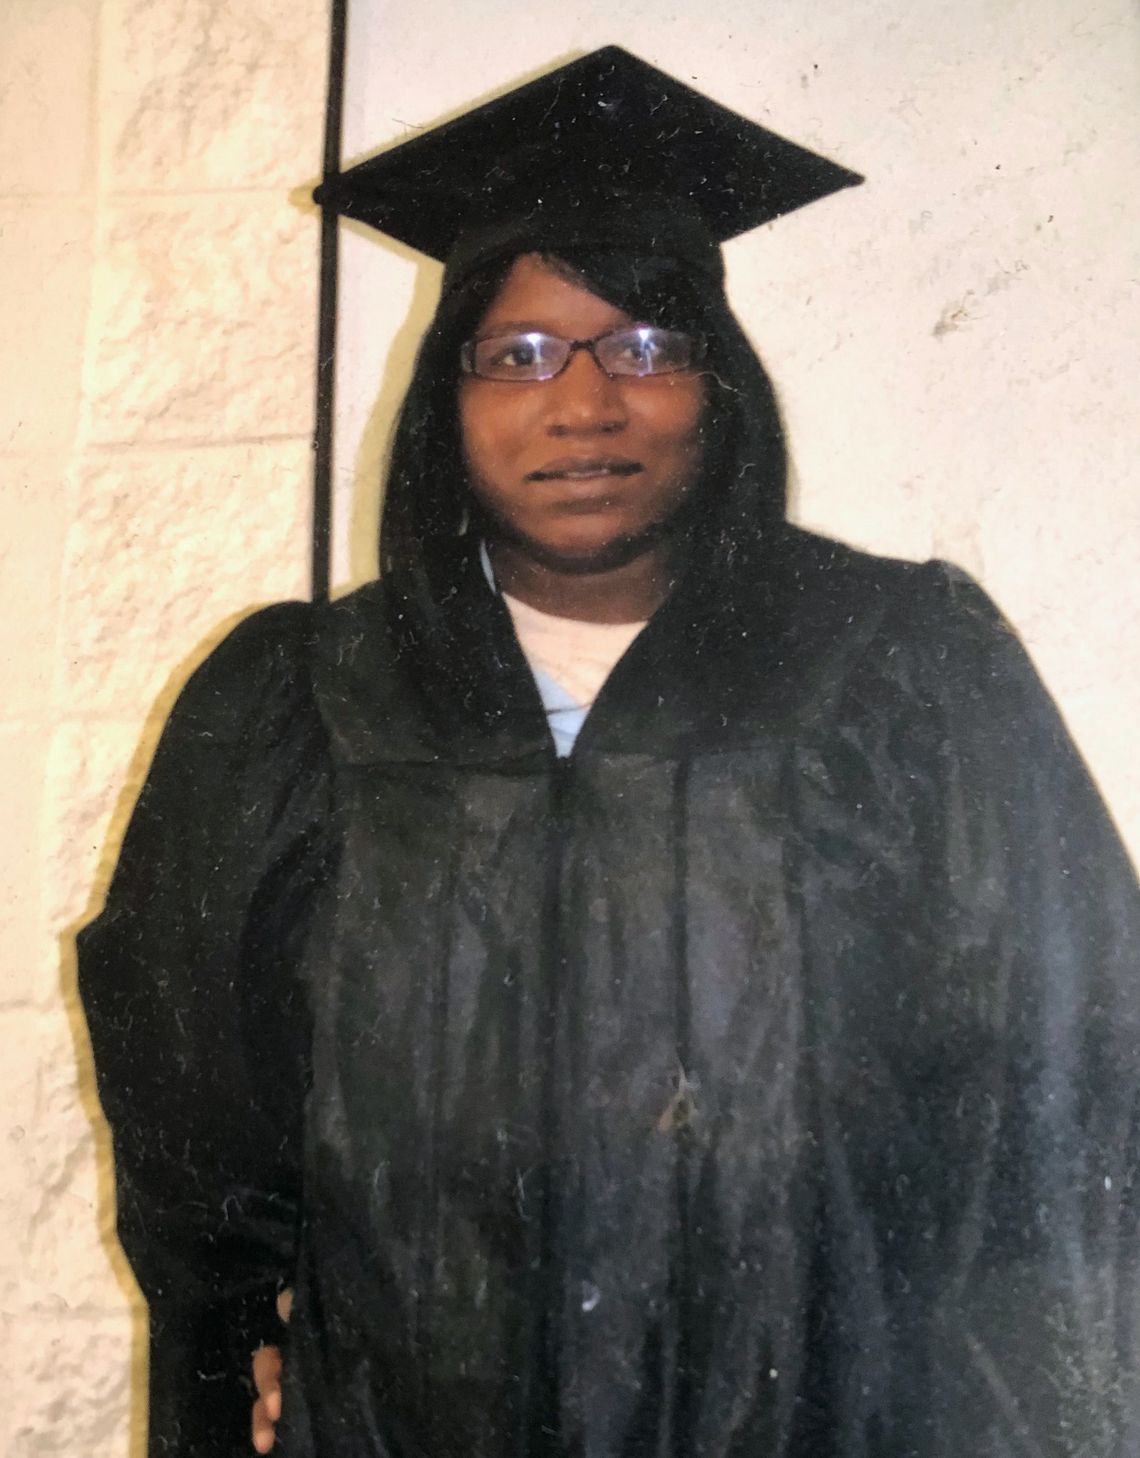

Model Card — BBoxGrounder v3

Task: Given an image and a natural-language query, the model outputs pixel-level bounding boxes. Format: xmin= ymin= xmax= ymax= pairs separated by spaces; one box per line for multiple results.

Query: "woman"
xmin=80 ymin=48 xmax=1140 ymax=1458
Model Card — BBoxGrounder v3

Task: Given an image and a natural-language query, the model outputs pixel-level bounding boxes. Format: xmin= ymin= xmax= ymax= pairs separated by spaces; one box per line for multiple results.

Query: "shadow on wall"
xmin=344 ymin=227 xmax=447 ymax=591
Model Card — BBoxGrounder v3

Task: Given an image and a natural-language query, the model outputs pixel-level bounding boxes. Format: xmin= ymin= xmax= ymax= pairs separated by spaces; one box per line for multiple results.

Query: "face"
xmin=458 ymin=254 xmax=708 ymax=572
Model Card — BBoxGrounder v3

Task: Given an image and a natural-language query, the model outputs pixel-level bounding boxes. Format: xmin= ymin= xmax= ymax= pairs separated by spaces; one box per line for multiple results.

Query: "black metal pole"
xmin=311 ymin=0 xmax=348 ymax=602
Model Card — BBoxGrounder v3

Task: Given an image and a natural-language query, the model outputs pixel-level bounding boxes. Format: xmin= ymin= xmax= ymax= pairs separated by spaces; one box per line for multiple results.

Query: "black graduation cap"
xmin=315 ymin=46 xmax=862 ymax=284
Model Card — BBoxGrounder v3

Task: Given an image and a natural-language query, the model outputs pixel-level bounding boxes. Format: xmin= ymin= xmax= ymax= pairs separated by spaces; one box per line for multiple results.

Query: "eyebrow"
xmin=475 ymin=318 xmax=638 ymax=337
xmin=475 ymin=321 xmax=546 ymax=335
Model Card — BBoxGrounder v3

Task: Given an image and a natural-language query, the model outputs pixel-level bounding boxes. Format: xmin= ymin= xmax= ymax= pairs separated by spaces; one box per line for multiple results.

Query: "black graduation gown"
xmin=78 ymin=525 xmax=1140 ymax=1458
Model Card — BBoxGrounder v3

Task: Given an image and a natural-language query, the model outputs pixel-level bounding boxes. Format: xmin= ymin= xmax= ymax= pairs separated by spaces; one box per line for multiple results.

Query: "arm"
xmin=78 ymin=604 xmax=331 ymax=1457
xmin=920 ymin=564 xmax=1140 ymax=1453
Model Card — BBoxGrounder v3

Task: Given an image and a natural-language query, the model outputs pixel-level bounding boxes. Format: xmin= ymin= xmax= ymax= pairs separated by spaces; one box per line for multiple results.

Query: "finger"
xmin=251 ymin=1396 xmax=277 ymax=1454
xmin=252 ymin=1344 xmax=282 ymax=1398
xmin=276 ymin=1287 xmax=294 ymax=1325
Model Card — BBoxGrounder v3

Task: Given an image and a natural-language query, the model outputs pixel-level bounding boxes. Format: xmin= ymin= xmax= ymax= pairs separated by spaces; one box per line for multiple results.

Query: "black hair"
xmin=379 ymin=247 xmax=788 ymax=599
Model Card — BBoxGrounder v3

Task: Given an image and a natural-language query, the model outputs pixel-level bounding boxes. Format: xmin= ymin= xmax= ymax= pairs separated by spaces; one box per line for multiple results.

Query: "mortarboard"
xmin=314 ymin=46 xmax=863 ymax=286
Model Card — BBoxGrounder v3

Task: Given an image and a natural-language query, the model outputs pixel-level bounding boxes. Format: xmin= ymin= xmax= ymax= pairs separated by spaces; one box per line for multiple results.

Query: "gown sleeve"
xmin=911 ymin=562 xmax=1140 ymax=1451
xmin=77 ymin=602 xmax=332 ymax=1458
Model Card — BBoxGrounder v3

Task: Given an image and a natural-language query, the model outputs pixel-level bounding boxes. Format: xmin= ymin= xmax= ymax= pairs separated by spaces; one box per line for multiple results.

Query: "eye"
xmin=489 ymin=338 xmax=539 ymax=370
xmin=601 ymin=328 xmax=695 ymax=376
xmin=615 ymin=331 xmax=660 ymax=366
xmin=471 ymin=332 xmax=563 ymax=379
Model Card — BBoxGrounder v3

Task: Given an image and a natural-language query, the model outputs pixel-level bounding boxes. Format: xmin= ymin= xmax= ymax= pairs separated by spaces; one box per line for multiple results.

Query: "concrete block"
xmin=58 ymin=438 xmax=311 ymax=721
xmin=48 ymin=436 xmax=310 ymax=938
xmin=0 ymin=0 xmax=97 ymax=196
xmin=44 ymin=721 xmax=142 ymax=942
xmin=0 ymin=201 xmax=93 ymax=453
xmin=0 ymin=727 xmax=54 ymax=1009
xmin=85 ymin=196 xmax=318 ymax=445
xmin=0 ymin=457 xmax=72 ymax=716
xmin=0 ymin=1311 xmax=132 ymax=1457
xmin=0 ymin=1008 xmax=127 ymax=1317
xmin=103 ymin=0 xmax=328 ymax=192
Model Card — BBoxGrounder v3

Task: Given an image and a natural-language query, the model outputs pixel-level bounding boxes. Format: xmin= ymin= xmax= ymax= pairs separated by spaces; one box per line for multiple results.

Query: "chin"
xmin=507 ymin=518 xmax=670 ymax=576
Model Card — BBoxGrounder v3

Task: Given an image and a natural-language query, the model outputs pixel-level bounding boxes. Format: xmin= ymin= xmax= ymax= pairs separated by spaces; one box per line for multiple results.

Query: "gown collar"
xmin=311 ymin=528 xmax=893 ymax=767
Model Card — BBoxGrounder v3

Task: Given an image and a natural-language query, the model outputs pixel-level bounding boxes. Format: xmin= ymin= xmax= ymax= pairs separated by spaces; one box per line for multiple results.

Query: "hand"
xmin=251 ymin=1288 xmax=293 ymax=1453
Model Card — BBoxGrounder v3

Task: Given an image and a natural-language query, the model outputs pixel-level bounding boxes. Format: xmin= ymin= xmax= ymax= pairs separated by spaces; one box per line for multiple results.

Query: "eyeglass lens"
xmin=463 ymin=328 xmax=700 ymax=381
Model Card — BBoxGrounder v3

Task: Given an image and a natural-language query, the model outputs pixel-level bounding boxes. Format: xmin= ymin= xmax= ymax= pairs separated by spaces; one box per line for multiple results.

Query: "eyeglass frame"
xmin=458 ymin=326 xmax=707 ymax=383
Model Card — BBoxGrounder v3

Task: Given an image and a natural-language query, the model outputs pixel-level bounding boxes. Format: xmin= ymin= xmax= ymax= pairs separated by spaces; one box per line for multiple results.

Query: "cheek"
xmin=458 ymin=385 xmax=536 ymax=471
xmin=457 ymin=390 xmax=489 ymax=475
xmin=640 ymin=381 xmax=708 ymax=465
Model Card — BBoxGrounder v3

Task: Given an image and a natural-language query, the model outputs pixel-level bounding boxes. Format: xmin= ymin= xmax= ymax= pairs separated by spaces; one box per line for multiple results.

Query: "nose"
xmin=544 ymin=348 xmax=628 ymax=436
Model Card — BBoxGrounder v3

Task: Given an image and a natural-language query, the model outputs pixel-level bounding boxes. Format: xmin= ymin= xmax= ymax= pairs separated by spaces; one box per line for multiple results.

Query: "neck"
xmin=486 ymin=537 xmax=674 ymax=624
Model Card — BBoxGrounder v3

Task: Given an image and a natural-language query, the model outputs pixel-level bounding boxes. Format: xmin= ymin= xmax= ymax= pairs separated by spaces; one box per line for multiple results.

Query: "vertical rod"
xmin=311 ymin=0 xmax=349 ymax=602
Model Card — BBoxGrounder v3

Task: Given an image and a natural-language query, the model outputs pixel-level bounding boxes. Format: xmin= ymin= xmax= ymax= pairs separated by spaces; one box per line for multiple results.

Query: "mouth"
xmin=525 ymin=456 xmax=643 ymax=483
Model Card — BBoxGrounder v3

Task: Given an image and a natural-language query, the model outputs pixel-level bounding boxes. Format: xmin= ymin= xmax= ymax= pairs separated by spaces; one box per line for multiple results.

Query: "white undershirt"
xmin=479 ymin=541 xmax=649 ymax=754
xmin=500 ymin=591 xmax=648 ymax=755
xmin=501 ymin=591 xmax=647 ymax=708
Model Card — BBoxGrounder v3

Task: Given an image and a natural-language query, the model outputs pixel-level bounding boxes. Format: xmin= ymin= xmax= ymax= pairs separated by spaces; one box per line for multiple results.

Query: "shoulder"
xmin=776 ymin=525 xmax=1007 ymax=646
xmin=776 ymin=524 xmax=960 ymax=603
xmin=764 ymin=528 xmax=1032 ymax=730
xmin=166 ymin=598 xmax=328 ymax=749
xmin=176 ymin=583 xmax=409 ymax=763
xmin=92 ymin=599 xmax=338 ymax=920
xmin=195 ymin=598 xmax=318 ymax=674
xmin=179 ymin=584 xmax=393 ymax=702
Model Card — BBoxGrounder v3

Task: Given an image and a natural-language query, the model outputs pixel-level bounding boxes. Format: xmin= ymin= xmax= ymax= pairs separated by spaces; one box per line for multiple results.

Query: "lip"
xmin=525 ymin=456 xmax=643 ymax=482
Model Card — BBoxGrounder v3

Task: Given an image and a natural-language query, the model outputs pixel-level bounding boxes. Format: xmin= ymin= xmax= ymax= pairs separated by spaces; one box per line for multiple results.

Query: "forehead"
xmin=477 ymin=254 xmax=632 ymax=334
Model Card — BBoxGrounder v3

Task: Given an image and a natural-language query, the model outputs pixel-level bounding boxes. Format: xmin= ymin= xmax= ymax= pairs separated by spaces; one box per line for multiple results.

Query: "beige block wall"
xmin=0 ymin=0 xmax=325 ymax=1452
xmin=2 ymin=0 xmax=1137 ymax=1453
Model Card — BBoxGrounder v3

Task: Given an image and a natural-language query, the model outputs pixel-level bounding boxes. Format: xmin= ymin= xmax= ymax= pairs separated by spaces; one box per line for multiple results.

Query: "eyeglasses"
xmin=460 ymin=327 xmax=705 ymax=382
